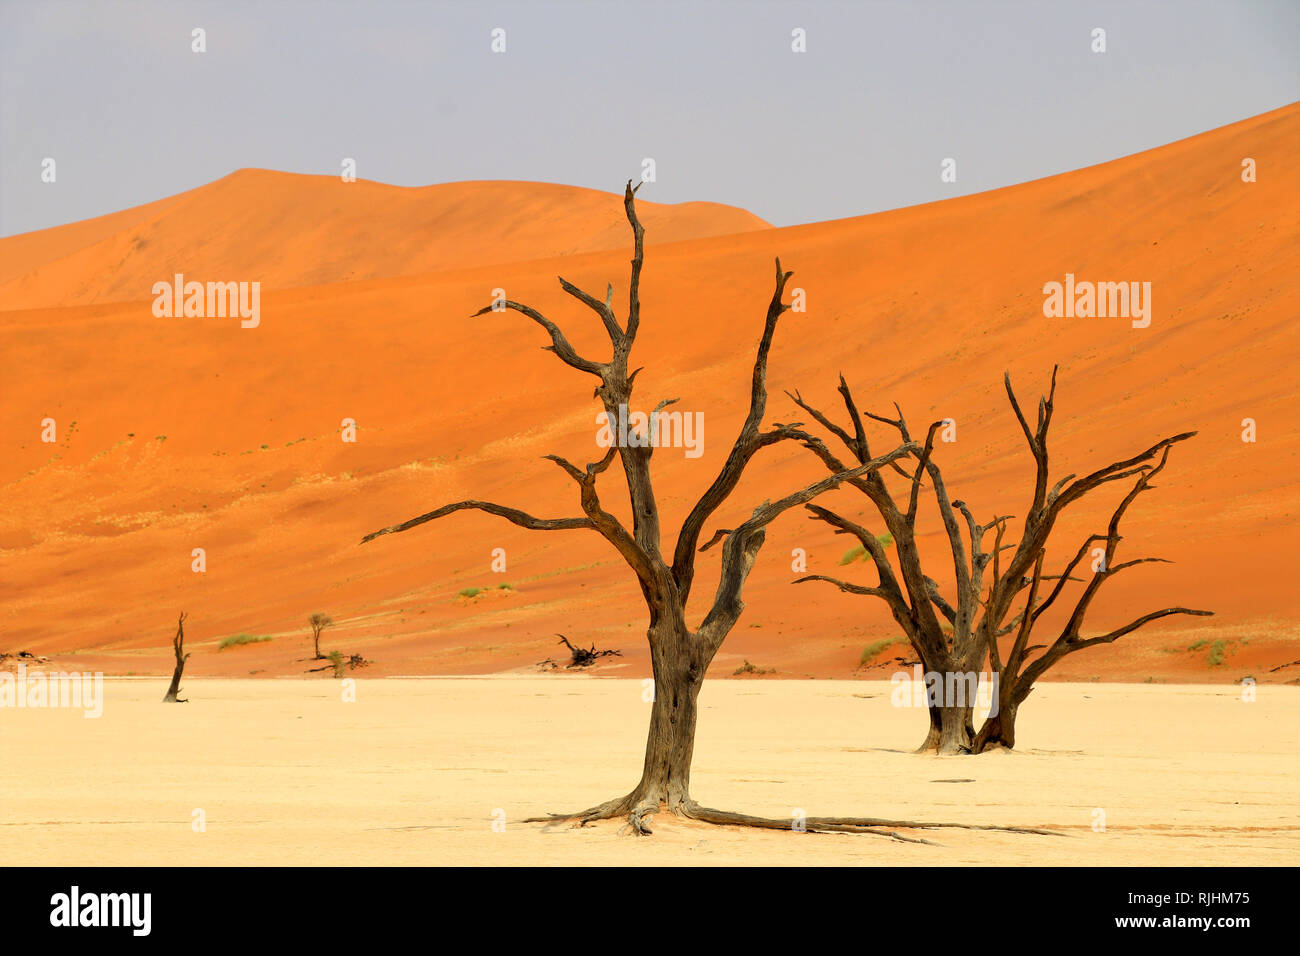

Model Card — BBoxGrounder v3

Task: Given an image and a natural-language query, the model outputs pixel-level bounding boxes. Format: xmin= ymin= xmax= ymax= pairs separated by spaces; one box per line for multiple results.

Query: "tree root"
xmin=524 ymin=794 xmax=632 ymax=828
xmin=624 ymin=798 xmax=661 ymax=836
xmin=682 ymin=803 xmax=936 ymax=844
xmin=526 ymin=795 xmax=1064 ymax=843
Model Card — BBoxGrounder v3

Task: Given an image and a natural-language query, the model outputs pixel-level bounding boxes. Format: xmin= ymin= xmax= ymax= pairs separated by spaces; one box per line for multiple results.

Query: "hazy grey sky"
xmin=1 ymin=0 xmax=1297 ymax=236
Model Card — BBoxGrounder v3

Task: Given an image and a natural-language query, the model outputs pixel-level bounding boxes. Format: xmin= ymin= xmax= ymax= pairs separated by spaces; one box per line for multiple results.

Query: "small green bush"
xmin=839 ymin=533 xmax=893 ymax=565
xmin=218 ymin=634 xmax=272 ymax=651
xmin=858 ymin=638 xmax=895 ymax=667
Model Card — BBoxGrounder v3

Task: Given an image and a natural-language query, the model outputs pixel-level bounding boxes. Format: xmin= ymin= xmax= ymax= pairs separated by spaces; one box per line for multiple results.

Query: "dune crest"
xmin=0 ymin=170 xmax=771 ymax=310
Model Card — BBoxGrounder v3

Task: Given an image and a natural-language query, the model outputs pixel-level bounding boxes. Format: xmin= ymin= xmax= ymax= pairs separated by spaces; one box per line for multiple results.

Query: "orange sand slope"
xmin=1 ymin=102 xmax=1298 ymax=682
xmin=0 ymin=172 xmax=771 ymax=310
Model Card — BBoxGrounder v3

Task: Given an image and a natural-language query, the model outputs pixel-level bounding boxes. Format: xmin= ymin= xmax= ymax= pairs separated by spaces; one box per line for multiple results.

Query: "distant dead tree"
xmin=792 ymin=367 xmax=1213 ymax=753
xmin=308 ymin=613 xmax=333 ymax=660
xmin=162 ymin=612 xmax=190 ymax=703
xmin=550 ymin=634 xmax=622 ymax=668
xmin=360 ymin=182 xmax=1047 ymax=841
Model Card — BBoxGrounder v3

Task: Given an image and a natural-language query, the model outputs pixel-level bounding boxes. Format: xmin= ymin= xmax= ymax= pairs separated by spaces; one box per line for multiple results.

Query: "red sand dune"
xmin=0 ymin=171 xmax=770 ymax=310
xmin=1 ymin=103 xmax=1297 ymax=684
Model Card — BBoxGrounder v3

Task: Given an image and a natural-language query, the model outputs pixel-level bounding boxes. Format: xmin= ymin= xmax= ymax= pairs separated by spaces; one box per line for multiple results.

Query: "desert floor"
xmin=3 ymin=677 xmax=1295 ymax=866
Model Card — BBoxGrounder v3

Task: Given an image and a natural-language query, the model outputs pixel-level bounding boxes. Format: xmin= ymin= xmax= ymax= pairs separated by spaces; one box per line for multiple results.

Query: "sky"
xmin=1 ymin=0 xmax=1297 ymax=236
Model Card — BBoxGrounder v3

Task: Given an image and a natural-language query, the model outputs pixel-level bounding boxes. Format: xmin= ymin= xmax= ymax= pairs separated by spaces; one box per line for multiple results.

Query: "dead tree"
xmin=162 ymin=612 xmax=190 ymax=703
xmin=555 ymin=635 xmax=622 ymax=668
xmin=309 ymin=613 xmax=333 ymax=660
xmin=360 ymin=181 xmax=1042 ymax=840
xmin=791 ymin=367 xmax=1213 ymax=753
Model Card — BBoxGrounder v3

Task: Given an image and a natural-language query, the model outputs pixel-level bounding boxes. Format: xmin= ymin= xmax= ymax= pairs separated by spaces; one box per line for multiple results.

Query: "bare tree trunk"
xmin=918 ymin=705 xmax=943 ymax=753
xmin=912 ymin=644 xmax=978 ymax=754
xmin=918 ymin=693 xmax=976 ymax=754
xmin=163 ymin=612 xmax=190 ymax=703
xmin=628 ymin=624 xmax=704 ymax=820
xmin=931 ymin=703 xmax=975 ymax=754
xmin=972 ymin=705 xmax=1017 ymax=752
xmin=973 ymin=688 xmax=1022 ymax=752
xmin=550 ymin=620 xmax=705 ymax=834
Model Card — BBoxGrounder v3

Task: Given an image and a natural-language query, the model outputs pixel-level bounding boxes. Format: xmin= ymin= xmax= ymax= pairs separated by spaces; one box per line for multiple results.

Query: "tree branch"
xmin=559 ymin=275 xmax=624 ymax=345
xmin=472 ymin=299 xmax=605 ymax=377
xmin=362 ymin=500 xmax=592 ymax=543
